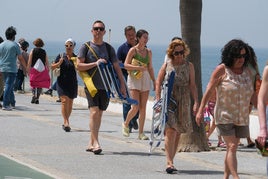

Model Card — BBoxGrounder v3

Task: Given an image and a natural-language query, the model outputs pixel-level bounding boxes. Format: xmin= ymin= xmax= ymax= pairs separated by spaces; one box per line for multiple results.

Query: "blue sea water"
xmin=42 ymin=41 xmax=268 ymax=96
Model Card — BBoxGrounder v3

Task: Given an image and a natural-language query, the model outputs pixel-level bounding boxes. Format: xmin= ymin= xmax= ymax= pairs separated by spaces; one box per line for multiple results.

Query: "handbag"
xmin=33 ymin=58 xmax=45 ymax=72
xmin=255 ymin=138 xmax=268 ymax=157
xmin=53 ymin=67 xmax=60 ymax=77
xmin=129 ymin=58 xmax=144 ymax=79
xmin=30 ymin=67 xmax=50 ymax=88
xmin=52 ymin=53 xmax=63 ymax=77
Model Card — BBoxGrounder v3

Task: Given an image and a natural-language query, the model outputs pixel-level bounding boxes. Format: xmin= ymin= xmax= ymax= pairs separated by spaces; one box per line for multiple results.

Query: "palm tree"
xmin=177 ymin=0 xmax=209 ymax=152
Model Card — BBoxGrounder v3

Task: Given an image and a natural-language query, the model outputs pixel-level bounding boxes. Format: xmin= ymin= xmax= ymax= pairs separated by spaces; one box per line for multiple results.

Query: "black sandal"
xmin=93 ymin=147 xmax=102 ymax=155
xmin=86 ymin=148 xmax=94 ymax=152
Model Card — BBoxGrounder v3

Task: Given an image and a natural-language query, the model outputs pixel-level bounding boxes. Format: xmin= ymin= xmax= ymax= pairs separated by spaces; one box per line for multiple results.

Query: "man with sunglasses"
xmin=77 ymin=20 xmax=126 ymax=155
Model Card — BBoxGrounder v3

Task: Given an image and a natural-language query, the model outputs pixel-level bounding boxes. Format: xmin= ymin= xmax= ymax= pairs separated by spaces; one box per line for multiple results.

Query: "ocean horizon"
xmin=39 ymin=41 xmax=268 ymax=96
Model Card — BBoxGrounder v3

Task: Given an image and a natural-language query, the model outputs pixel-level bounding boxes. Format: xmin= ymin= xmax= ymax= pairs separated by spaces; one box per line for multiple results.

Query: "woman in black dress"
xmin=51 ymin=38 xmax=78 ymax=132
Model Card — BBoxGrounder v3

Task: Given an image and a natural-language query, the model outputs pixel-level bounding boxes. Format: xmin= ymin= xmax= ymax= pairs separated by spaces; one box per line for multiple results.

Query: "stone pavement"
xmin=0 ymin=91 xmax=267 ymax=179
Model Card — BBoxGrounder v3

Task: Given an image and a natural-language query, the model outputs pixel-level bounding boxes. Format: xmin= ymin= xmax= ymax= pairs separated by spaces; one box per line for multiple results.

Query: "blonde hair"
xmin=166 ymin=39 xmax=190 ymax=60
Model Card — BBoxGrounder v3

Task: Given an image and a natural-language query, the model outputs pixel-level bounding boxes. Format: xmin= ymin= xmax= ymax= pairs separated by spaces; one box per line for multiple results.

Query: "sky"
xmin=0 ymin=0 xmax=268 ymax=48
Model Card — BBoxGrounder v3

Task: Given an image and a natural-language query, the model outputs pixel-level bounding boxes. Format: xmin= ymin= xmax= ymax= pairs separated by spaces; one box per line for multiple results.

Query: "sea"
xmin=41 ymin=41 xmax=268 ymax=97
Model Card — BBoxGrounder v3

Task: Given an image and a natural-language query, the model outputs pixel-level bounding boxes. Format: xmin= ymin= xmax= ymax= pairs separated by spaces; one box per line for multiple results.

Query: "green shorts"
xmin=216 ymin=123 xmax=249 ymax=138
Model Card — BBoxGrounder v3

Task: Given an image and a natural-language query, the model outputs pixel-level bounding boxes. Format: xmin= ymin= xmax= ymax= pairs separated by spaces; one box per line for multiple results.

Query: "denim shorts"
xmin=216 ymin=123 xmax=249 ymax=138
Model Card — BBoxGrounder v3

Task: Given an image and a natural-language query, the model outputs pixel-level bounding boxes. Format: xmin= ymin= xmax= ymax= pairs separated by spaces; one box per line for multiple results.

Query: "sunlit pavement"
xmin=0 ymin=91 xmax=266 ymax=179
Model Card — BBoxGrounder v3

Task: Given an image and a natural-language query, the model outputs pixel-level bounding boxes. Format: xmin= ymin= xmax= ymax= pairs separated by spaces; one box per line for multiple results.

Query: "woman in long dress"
xmin=156 ymin=39 xmax=198 ymax=173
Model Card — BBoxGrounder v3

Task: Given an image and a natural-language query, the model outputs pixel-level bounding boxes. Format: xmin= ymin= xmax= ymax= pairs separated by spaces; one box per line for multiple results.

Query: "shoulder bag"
xmin=53 ymin=54 xmax=63 ymax=77
xmin=79 ymin=43 xmax=99 ymax=97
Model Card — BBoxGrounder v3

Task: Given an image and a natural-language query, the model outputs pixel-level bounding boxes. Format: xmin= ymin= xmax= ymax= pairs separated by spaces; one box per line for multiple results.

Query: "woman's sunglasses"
xmin=65 ymin=44 xmax=73 ymax=48
xmin=173 ymin=50 xmax=184 ymax=56
xmin=234 ymin=54 xmax=247 ymax=59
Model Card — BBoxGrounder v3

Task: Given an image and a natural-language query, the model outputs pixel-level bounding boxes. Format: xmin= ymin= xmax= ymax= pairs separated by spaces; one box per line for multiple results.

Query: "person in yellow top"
xmin=122 ymin=29 xmax=156 ymax=140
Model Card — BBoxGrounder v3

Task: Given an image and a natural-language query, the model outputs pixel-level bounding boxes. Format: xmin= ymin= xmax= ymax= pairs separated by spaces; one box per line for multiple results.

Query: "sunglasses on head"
xmin=173 ymin=50 xmax=184 ymax=56
xmin=234 ymin=53 xmax=247 ymax=59
xmin=65 ymin=44 xmax=73 ymax=48
xmin=93 ymin=27 xmax=105 ymax=31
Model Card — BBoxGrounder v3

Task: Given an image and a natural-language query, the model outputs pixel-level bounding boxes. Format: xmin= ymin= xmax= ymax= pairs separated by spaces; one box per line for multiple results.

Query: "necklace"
xmin=136 ymin=47 xmax=146 ymax=52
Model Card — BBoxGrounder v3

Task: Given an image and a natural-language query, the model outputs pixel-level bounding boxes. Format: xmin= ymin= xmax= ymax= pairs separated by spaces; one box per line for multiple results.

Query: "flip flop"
xmin=62 ymin=125 xmax=71 ymax=132
xmin=86 ymin=148 xmax=94 ymax=152
xmin=166 ymin=167 xmax=177 ymax=174
xmin=93 ymin=147 xmax=102 ymax=155
xmin=247 ymin=143 xmax=255 ymax=148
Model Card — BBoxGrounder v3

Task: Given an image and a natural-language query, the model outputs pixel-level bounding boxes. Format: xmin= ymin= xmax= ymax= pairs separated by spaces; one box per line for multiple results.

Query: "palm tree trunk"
xmin=178 ymin=0 xmax=209 ymax=152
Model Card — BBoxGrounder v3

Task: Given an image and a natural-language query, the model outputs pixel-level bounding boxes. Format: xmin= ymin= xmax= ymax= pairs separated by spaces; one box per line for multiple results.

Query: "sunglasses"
xmin=93 ymin=27 xmax=105 ymax=31
xmin=173 ymin=50 xmax=184 ymax=56
xmin=65 ymin=44 xmax=73 ymax=48
xmin=234 ymin=53 xmax=247 ymax=59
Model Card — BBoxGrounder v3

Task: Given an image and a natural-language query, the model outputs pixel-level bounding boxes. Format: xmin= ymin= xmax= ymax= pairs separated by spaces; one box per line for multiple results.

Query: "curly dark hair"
xmin=221 ymin=39 xmax=249 ymax=67
xmin=247 ymin=45 xmax=258 ymax=72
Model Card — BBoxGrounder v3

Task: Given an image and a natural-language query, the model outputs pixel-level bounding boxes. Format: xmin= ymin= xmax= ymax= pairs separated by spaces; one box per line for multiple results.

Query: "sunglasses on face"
xmin=65 ymin=44 xmax=73 ymax=48
xmin=93 ymin=27 xmax=105 ymax=31
xmin=173 ymin=50 xmax=184 ymax=56
xmin=234 ymin=53 xmax=247 ymax=59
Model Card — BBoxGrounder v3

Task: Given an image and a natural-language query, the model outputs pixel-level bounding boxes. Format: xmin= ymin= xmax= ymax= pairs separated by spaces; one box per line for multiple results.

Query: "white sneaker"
xmin=122 ymin=123 xmax=130 ymax=137
xmin=17 ymin=90 xmax=24 ymax=94
xmin=2 ymin=106 xmax=12 ymax=111
xmin=138 ymin=133 xmax=149 ymax=140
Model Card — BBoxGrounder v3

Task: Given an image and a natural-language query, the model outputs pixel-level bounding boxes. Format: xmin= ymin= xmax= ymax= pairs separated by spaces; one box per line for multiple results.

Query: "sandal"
xmin=166 ymin=166 xmax=178 ymax=174
xmin=247 ymin=142 xmax=255 ymax=148
xmin=238 ymin=142 xmax=244 ymax=147
xmin=62 ymin=125 xmax=71 ymax=132
xmin=86 ymin=147 xmax=94 ymax=152
xmin=93 ymin=147 xmax=102 ymax=155
xmin=207 ymin=141 xmax=212 ymax=146
xmin=217 ymin=141 xmax=226 ymax=148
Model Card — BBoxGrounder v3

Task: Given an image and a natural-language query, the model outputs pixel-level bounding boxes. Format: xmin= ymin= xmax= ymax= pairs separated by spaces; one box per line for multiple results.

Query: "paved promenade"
xmin=0 ymin=91 xmax=267 ymax=179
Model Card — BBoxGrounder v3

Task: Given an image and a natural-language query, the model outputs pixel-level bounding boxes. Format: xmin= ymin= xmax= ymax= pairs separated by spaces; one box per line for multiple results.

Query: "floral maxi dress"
xmin=165 ymin=61 xmax=193 ymax=133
